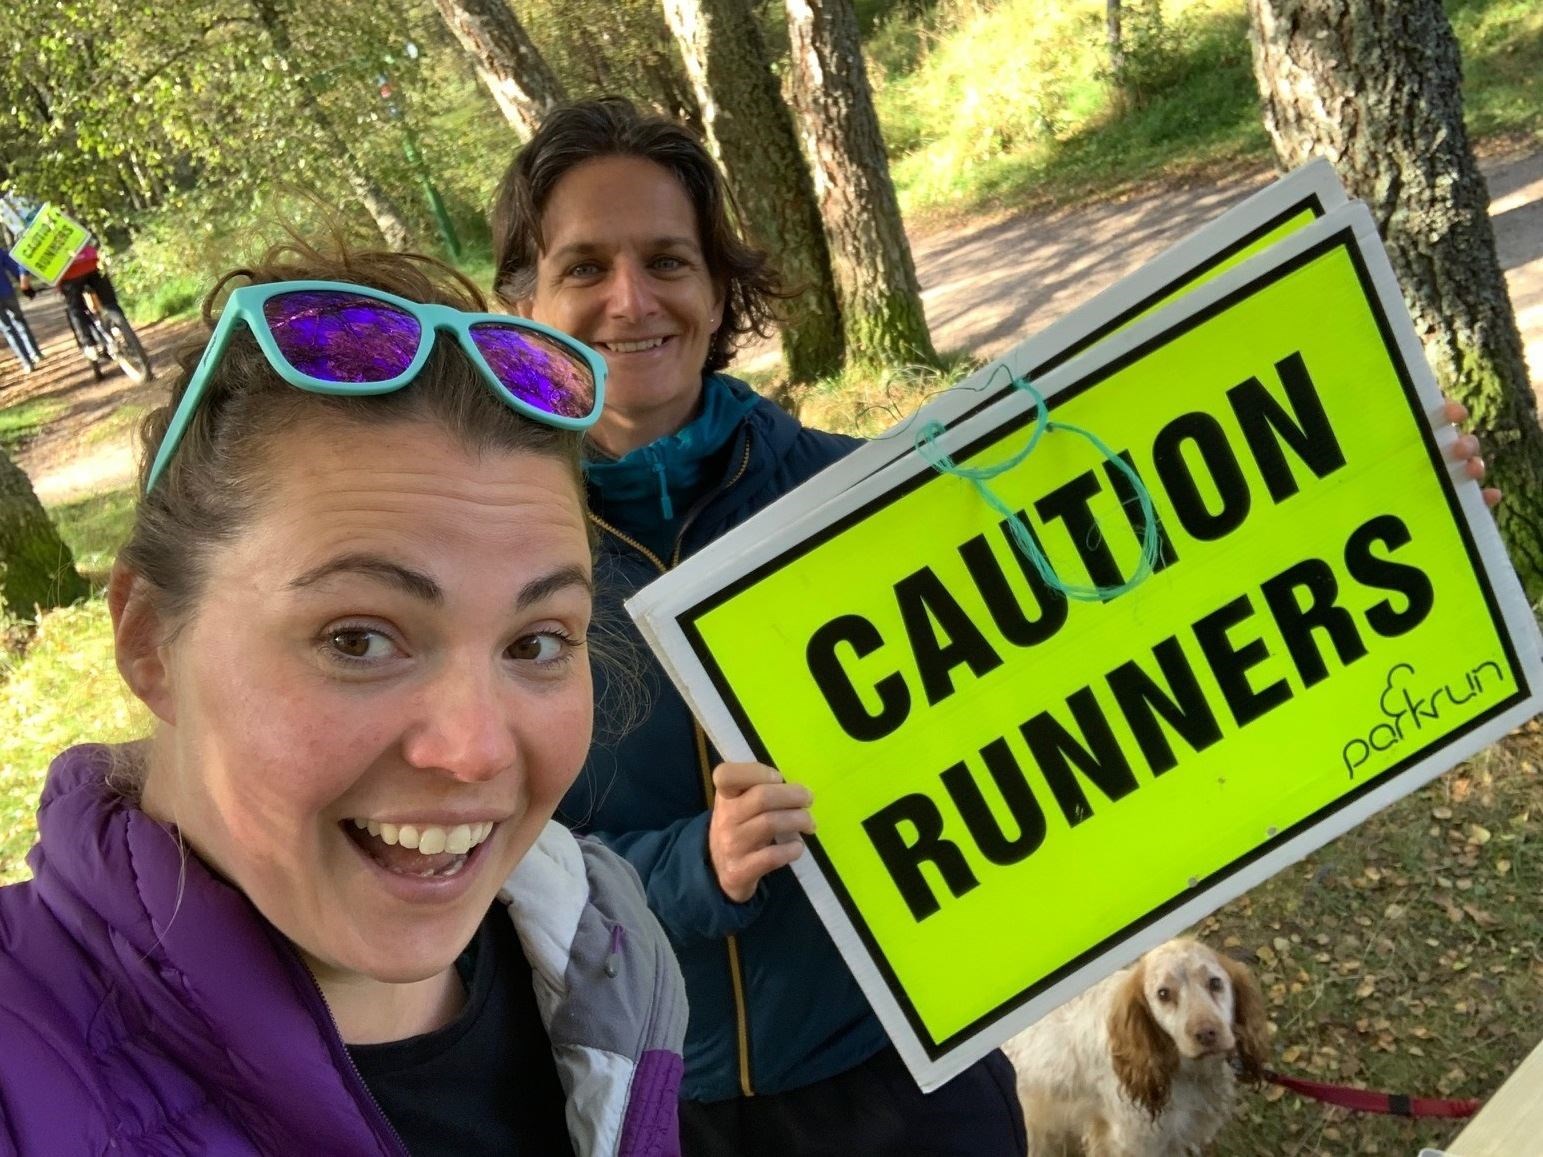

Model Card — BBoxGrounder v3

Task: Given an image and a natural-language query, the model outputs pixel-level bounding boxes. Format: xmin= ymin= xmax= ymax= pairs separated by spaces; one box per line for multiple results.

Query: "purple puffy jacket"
xmin=0 ymin=745 xmax=686 ymax=1155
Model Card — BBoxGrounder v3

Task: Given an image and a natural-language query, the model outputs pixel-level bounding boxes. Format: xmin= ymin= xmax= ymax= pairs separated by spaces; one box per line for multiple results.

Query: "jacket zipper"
xmin=591 ymin=432 xmax=758 ymax=1098
xmin=287 ymin=951 xmax=412 ymax=1156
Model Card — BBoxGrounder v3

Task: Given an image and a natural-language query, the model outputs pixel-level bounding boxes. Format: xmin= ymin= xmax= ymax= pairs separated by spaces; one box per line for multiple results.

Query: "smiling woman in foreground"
xmin=0 ymin=240 xmax=685 ymax=1156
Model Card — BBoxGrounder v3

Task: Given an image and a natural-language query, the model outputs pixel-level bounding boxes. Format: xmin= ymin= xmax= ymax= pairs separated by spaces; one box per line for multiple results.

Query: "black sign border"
xmin=677 ymin=224 xmax=1526 ymax=1058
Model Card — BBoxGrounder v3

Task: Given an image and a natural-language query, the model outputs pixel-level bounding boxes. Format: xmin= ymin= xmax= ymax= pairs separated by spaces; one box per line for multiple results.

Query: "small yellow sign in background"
xmin=10 ymin=204 xmax=89 ymax=285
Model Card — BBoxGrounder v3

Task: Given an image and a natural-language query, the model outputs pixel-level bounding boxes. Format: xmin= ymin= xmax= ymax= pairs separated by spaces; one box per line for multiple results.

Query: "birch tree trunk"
xmin=433 ymin=0 xmax=566 ymax=141
xmin=1248 ymin=0 xmax=1543 ymax=600
xmin=784 ymin=0 xmax=938 ymax=370
xmin=250 ymin=0 xmax=413 ymax=250
xmin=1107 ymin=0 xmax=1126 ymax=78
xmin=663 ymin=0 xmax=843 ymax=383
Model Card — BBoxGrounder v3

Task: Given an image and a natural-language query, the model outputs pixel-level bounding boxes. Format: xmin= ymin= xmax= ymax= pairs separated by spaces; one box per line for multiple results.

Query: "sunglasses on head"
xmin=145 ymin=279 xmax=607 ymax=492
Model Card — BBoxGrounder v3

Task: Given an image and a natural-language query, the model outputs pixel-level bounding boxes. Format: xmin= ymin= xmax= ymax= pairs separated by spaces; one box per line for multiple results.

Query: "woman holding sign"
xmin=491 ymin=96 xmax=1498 ymax=1157
xmin=492 ymin=97 xmax=1029 ymax=1156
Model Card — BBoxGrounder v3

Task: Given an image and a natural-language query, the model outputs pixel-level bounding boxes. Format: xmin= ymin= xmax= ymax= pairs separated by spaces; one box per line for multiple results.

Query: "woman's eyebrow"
xmin=516 ymin=564 xmax=593 ymax=611
xmin=289 ymin=554 xmax=441 ymax=603
xmin=548 ymin=235 xmax=700 ymax=263
xmin=288 ymin=557 xmax=590 ymax=610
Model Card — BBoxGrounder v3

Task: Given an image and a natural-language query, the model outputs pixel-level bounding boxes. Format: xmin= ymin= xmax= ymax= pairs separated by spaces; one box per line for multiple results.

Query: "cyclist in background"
xmin=18 ymin=236 xmax=129 ymax=379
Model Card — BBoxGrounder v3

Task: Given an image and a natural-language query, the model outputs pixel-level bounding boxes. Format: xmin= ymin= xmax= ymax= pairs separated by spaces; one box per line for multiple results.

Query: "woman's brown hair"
xmin=490 ymin=96 xmax=785 ymax=376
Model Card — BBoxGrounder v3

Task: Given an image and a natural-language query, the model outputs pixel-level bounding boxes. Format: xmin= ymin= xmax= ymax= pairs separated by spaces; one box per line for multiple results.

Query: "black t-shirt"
xmin=348 ymin=907 xmax=576 ymax=1157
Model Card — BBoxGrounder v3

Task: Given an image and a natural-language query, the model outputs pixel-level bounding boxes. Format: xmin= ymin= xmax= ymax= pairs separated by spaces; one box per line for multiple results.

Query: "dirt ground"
xmin=4 ymin=145 xmax=1540 ymax=504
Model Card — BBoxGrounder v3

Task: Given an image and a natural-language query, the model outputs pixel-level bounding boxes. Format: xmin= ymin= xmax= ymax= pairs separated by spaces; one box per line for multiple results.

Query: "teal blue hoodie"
xmin=584 ymin=374 xmax=760 ymax=562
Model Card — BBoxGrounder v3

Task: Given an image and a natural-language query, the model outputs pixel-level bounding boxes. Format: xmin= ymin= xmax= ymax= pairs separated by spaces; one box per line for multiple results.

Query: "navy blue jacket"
xmin=560 ymin=377 xmax=890 ymax=1102
xmin=0 ymin=253 xmax=21 ymax=299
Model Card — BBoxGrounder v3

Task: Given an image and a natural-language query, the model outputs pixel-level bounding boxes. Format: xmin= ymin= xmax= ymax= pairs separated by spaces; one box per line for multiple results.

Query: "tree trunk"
xmin=1247 ymin=0 xmax=1543 ymax=601
xmin=433 ymin=0 xmax=566 ymax=141
xmin=249 ymin=0 xmax=413 ymax=250
xmin=663 ymin=0 xmax=843 ymax=384
xmin=783 ymin=0 xmax=938 ymax=370
xmin=0 ymin=451 xmax=88 ymax=621
xmin=342 ymin=170 xmax=414 ymax=251
xmin=1107 ymin=0 xmax=1126 ymax=77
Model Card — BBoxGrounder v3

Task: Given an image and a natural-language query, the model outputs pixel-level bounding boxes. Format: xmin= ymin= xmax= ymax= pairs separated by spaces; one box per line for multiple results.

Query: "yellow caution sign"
xmin=638 ymin=203 xmax=1542 ymax=1088
xmin=9 ymin=204 xmax=89 ymax=285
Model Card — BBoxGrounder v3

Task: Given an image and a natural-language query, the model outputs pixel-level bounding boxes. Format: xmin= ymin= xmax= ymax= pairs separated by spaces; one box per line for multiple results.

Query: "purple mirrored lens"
xmin=469 ymin=323 xmax=596 ymax=419
xmin=263 ymin=291 xmax=421 ymax=382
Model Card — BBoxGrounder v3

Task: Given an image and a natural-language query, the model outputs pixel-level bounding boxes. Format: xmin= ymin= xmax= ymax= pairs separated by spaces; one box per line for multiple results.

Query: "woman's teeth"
xmin=603 ymin=338 xmax=665 ymax=353
xmin=350 ymin=818 xmax=495 ymax=856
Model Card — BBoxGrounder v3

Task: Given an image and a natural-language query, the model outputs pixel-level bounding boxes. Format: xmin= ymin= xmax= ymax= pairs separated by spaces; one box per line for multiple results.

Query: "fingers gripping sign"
xmin=708 ymin=763 xmax=816 ymax=902
xmin=1441 ymin=398 xmax=1501 ymax=509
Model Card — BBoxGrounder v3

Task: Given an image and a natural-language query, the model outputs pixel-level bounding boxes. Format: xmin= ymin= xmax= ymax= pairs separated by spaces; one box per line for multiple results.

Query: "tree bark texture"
xmin=663 ymin=0 xmax=843 ymax=383
xmin=783 ymin=0 xmax=938 ymax=370
xmin=0 ymin=451 xmax=88 ymax=621
xmin=433 ymin=0 xmax=566 ymax=142
xmin=1107 ymin=0 xmax=1126 ymax=77
xmin=1248 ymin=0 xmax=1543 ymax=600
xmin=249 ymin=0 xmax=413 ymax=250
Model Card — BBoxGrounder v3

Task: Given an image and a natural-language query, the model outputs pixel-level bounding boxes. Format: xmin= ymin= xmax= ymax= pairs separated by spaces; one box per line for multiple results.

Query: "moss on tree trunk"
xmin=0 ymin=451 xmax=88 ymax=621
xmin=784 ymin=0 xmax=939 ymax=372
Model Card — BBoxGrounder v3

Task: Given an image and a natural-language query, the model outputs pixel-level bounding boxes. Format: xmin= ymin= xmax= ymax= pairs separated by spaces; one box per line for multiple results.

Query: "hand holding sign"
xmin=709 ymin=763 xmax=815 ymax=901
xmin=1442 ymin=399 xmax=1500 ymax=508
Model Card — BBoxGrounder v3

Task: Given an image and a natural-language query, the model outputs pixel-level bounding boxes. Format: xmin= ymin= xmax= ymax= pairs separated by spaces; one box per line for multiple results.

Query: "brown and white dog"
xmin=1001 ymin=938 xmax=1270 ymax=1156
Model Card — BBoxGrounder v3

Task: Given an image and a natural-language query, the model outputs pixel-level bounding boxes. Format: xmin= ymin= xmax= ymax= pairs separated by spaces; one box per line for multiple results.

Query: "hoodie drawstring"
xmin=605 ymin=923 xmax=625 ymax=978
xmin=649 ymin=454 xmax=674 ymax=522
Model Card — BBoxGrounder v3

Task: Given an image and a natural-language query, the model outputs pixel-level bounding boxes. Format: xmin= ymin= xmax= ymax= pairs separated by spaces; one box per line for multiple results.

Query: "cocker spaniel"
xmin=1001 ymin=938 xmax=1270 ymax=1156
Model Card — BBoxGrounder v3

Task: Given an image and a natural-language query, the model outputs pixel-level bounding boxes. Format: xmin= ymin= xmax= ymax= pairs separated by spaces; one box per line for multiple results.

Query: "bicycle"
xmin=81 ymin=288 xmax=153 ymax=384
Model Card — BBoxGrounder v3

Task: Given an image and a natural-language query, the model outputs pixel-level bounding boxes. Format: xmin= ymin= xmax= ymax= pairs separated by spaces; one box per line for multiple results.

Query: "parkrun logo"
xmin=1341 ymin=660 xmax=1503 ymax=778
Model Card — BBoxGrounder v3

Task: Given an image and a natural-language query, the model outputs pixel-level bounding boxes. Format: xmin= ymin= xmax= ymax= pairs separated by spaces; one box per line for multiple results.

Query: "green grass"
xmin=0 ymin=399 xmax=65 ymax=454
xmin=876 ymin=0 xmax=1268 ymax=220
xmin=50 ymin=485 xmax=138 ymax=584
xmin=0 ymin=481 xmax=142 ymax=880
xmin=125 ymin=272 xmax=206 ymax=326
xmin=875 ymin=0 xmax=1542 ymax=222
xmin=449 ymin=240 xmax=499 ymax=303
xmin=0 ymin=597 xmax=147 ymax=884
xmin=1448 ymin=0 xmax=1543 ymax=143
xmin=783 ymin=347 xmax=983 ymax=436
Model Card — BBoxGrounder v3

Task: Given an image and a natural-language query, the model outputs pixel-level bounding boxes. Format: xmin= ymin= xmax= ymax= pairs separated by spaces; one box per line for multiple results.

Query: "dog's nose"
xmin=1194 ymin=1026 xmax=1219 ymax=1049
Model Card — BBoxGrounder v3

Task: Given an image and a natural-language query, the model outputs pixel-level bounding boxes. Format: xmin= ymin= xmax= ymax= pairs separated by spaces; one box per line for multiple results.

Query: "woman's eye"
xmin=566 ymin=261 xmax=601 ymax=278
xmin=652 ymin=255 xmax=684 ymax=271
xmin=509 ymin=632 xmax=570 ymax=663
xmin=325 ymin=628 xmax=396 ymax=662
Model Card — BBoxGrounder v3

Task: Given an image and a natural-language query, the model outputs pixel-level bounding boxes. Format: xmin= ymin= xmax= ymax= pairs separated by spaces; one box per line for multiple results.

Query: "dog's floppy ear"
xmin=1109 ymin=961 xmax=1178 ymax=1118
xmin=1220 ymin=953 xmax=1271 ymax=1082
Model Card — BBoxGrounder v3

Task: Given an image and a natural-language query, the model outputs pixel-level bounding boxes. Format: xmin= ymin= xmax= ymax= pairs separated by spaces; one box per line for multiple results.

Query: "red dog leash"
xmin=1261 ymin=1068 xmax=1482 ymax=1119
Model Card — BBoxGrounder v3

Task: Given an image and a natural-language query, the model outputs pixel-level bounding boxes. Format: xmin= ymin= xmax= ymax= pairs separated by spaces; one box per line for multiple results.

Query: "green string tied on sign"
xmin=909 ymin=371 xmax=1162 ymax=603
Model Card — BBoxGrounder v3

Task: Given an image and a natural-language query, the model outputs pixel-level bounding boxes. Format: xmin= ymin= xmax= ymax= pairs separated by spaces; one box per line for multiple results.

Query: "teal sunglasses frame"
xmin=145 ymin=279 xmax=607 ymax=492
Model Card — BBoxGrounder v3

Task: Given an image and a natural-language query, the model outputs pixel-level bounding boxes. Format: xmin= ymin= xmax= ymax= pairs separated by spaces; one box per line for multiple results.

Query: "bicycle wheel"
xmin=99 ymin=308 xmax=153 ymax=384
